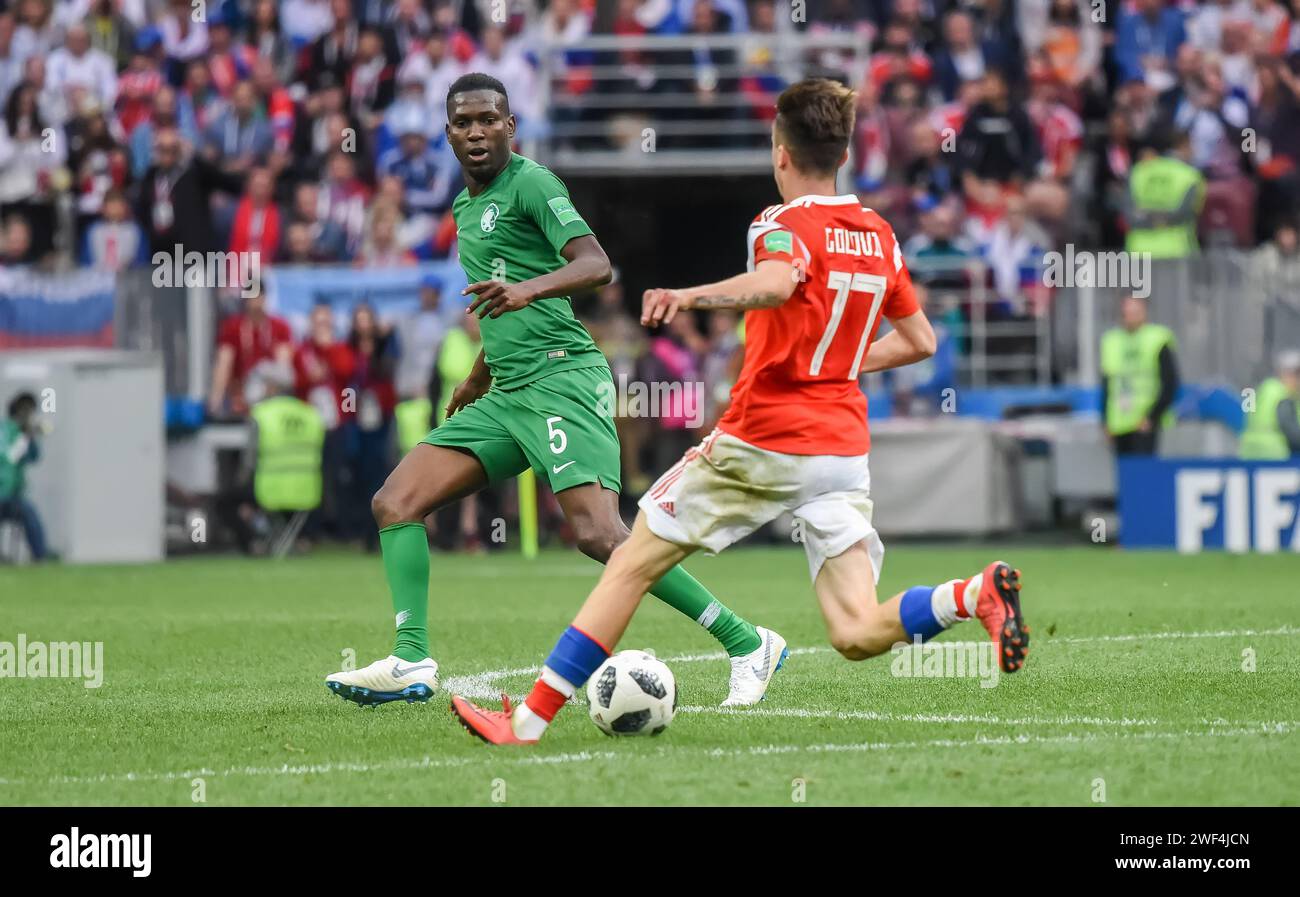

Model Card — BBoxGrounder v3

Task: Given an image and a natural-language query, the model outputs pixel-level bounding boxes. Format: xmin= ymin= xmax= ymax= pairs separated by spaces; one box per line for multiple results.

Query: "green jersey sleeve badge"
xmin=762 ymin=230 xmax=793 ymax=255
xmin=547 ymin=196 xmax=583 ymax=226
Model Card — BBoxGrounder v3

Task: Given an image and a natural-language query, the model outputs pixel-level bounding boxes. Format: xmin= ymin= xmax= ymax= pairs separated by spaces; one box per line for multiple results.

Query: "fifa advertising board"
xmin=1118 ymin=458 xmax=1300 ymax=552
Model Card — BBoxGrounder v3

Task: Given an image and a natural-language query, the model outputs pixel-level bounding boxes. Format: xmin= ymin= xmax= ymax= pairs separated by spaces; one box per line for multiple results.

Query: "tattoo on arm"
xmin=689 ymin=292 xmax=786 ymax=310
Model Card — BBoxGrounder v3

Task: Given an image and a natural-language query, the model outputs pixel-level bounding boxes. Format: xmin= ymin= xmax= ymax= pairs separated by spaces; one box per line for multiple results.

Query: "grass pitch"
xmin=1 ymin=545 xmax=1297 ymax=806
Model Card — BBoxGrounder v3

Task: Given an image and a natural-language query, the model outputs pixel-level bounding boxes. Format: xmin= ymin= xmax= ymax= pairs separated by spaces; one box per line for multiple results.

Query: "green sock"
xmin=379 ymin=522 xmax=431 ymax=663
xmin=649 ymin=564 xmax=761 ymax=657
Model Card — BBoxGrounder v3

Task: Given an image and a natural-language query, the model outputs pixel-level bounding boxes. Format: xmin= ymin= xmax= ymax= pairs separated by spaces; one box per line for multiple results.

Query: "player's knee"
xmin=829 ymin=624 xmax=887 ymax=661
xmin=574 ymin=526 xmax=623 ymax=564
xmin=372 ymin=482 xmax=418 ymax=528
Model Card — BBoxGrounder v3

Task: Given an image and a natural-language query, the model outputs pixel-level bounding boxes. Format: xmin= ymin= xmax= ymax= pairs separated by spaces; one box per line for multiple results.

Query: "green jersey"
xmin=453 ymin=153 xmax=608 ymax=390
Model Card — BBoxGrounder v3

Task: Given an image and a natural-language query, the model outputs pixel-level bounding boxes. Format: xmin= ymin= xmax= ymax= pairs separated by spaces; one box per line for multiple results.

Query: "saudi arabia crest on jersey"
xmin=480 ymin=202 xmax=500 ymax=233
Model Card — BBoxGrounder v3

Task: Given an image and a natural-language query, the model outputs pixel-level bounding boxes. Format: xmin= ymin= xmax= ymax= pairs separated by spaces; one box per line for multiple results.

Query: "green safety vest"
xmin=1100 ymin=324 xmax=1176 ymax=436
xmin=394 ymin=398 xmax=433 ymax=456
xmin=0 ymin=419 xmax=28 ymax=501
xmin=250 ymin=396 xmax=326 ymax=512
xmin=436 ymin=328 xmax=483 ymax=425
xmin=1239 ymin=377 xmax=1298 ymax=460
xmin=1125 ymin=157 xmax=1205 ymax=259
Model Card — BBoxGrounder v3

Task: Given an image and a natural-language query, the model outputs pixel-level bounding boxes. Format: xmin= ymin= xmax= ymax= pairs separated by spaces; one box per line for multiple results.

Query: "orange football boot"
xmin=450 ymin=693 xmax=538 ymax=745
xmin=974 ymin=562 xmax=1029 ymax=673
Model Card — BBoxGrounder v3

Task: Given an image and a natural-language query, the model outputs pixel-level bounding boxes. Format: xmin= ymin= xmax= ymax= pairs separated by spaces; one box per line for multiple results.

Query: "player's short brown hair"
xmin=774 ymin=78 xmax=857 ymax=176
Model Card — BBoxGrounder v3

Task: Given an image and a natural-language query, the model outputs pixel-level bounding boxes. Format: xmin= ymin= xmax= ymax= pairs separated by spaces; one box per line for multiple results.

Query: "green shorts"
xmin=423 ymin=365 xmax=621 ymax=493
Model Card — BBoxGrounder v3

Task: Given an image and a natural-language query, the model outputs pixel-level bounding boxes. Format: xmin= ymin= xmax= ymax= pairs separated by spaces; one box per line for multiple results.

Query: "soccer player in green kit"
xmin=326 ymin=74 xmax=786 ymax=708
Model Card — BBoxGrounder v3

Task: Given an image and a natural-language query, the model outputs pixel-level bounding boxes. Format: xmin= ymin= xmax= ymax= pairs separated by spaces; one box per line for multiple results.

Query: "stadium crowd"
xmin=0 ymin=0 xmax=1298 ymax=272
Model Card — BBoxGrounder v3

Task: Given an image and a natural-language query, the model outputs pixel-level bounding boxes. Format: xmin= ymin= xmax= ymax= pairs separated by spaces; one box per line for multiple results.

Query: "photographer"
xmin=0 ymin=392 xmax=49 ymax=561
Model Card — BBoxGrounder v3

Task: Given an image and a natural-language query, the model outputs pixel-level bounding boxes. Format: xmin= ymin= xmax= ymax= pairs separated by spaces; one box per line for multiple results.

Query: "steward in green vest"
xmin=1125 ymin=134 xmax=1206 ymax=260
xmin=436 ymin=318 xmax=483 ymax=426
xmin=1100 ymin=295 xmax=1179 ymax=455
xmin=394 ymin=397 xmax=433 ymax=456
xmin=1240 ymin=354 xmax=1300 ymax=460
xmin=250 ymin=394 xmax=327 ymax=511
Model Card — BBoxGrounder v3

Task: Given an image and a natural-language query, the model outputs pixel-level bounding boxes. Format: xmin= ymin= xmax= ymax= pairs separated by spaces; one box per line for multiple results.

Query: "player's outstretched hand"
xmin=642 ymin=288 xmax=686 ymax=327
xmin=445 ymin=375 xmax=490 ymax=418
xmin=463 ymin=280 xmax=534 ymax=318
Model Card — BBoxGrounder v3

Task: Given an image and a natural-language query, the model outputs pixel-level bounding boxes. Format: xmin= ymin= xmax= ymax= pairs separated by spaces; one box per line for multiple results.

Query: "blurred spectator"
xmin=1091 ymin=109 xmax=1137 ymax=248
xmin=0 ymin=15 xmax=23 ymax=109
xmin=956 ymin=69 xmax=1041 ymax=186
xmin=700 ymin=309 xmax=740 ymax=430
xmin=0 ymin=79 xmax=63 ymax=263
xmin=115 ymin=37 xmax=164 ymax=138
xmin=1100 ymin=295 xmax=1180 ymax=456
xmin=208 ymin=287 xmax=294 ymax=417
xmin=246 ymin=0 xmax=297 ymax=87
xmin=46 ymin=23 xmax=118 ymax=119
xmin=318 ymin=149 xmax=370 ymax=257
xmin=933 ymin=10 xmax=1010 ymax=102
xmin=281 ymin=0 xmax=335 ymax=47
xmin=12 ymin=0 xmax=58 ymax=68
xmin=206 ymin=11 xmax=254 ymax=98
xmin=1125 ymin=130 xmax=1206 ymax=258
xmin=347 ymin=26 xmax=397 ymax=131
xmin=377 ymin=102 xmax=457 ymax=221
xmin=470 ymin=25 xmax=538 ymax=126
xmin=1240 ymin=350 xmax=1300 ymax=458
xmin=137 ymin=125 xmax=244 ymax=255
xmin=343 ymin=302 xmax=398 ymax=550
xmin=418 ymin=27 xmax=466 ymax=135
xmin=983 ymin=193 xmax=1049 ymax=312
xmin=201 ymin=79 xmax=274 ymax=176
xmin=395 ymin=273 xmax=448 ymax=401
xmin=643 ymin=310 xmax=706 ymax=470
xmin=81 ymin=186 xmax=146 ymax=270
xmin=356 ymin=197 xmax=415 ymax=267
xmin=295 ymin=302 xmax=355 ymax=435
xmin=586 ymin=279 xmax=649 ymax=492
xmin=904 ymin=201 xmax=977 ymax=289
xmin=0 ymin=213 xmax=35 ymax=266
xmin=433 ymin=309 xmax=484 ymax=551
xmin=293 ymin=302 xmax=355 ymax=536
xmin=303 ymin=0 xmax=362 ymax=92
xmin=66 ymin=101 xmax=127 ymax=232
xmin=127 ymin=84 xmax=196 ymax=180
xmin=228 ymin=165 xmax=282 ymax=265
xmin=216 ymin=364 xmax=326 ymax=555
xmin=287 ymin=179 xmax=349 ymax=259
xmin=0 ymin=391 xmax=48 ymax=561
xmin=1114 ymin=0 xmax=1187 ymax=89
xmin=158 ymin=0 xmax=209 ymax=69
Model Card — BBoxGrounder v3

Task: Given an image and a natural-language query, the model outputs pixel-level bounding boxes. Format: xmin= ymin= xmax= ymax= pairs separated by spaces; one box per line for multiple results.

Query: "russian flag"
xmin=0 ymin=268 xmax=115 ymax=350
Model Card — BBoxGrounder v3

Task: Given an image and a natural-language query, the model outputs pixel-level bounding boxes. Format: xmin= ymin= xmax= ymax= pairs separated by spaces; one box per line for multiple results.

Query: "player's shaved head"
xmin=773 ymin=78 xmax=856 ymax=177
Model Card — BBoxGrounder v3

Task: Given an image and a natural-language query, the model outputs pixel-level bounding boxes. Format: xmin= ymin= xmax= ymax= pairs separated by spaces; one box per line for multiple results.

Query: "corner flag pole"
xmin=518 ymin=469 xmax=538 ymax=559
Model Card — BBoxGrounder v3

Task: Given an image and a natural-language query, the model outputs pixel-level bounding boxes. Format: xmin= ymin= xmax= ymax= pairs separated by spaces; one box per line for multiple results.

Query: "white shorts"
xmin=638 ymin=429 xmax=884 ymax=583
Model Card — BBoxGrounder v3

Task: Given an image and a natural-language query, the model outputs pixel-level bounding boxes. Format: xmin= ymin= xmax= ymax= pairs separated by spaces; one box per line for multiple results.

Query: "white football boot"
xmin=721 ymin=626 xmax=789 ymax=706
xmin=326 ymin=655 xmax=440 ymax=707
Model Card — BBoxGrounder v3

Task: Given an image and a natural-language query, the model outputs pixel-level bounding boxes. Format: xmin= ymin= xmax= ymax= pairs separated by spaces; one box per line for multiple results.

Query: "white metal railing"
xmin=906 ymin=256 xmax=1053 ymax=388
xmin=534 ymin=32 xmax=868 ymax=174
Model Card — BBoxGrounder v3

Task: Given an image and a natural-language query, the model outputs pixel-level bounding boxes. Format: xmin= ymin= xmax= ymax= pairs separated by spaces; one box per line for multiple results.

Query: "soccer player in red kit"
xmin=451 ymin=78 xmax=1030 ymax=744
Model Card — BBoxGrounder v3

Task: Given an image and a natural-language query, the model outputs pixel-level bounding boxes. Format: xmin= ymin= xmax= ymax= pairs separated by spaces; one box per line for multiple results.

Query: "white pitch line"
xmin=441 ymin=625 xmax=1300 ymax=700
xmin=678 ymin=706 xmax=1167 ymax=728
xmin=10 ymin=722 xmax=1295 ymax=789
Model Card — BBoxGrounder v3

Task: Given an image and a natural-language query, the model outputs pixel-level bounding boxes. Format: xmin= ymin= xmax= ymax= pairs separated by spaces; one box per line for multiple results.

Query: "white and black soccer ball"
xmin=586 ymin=650 xmax=677 ymax=737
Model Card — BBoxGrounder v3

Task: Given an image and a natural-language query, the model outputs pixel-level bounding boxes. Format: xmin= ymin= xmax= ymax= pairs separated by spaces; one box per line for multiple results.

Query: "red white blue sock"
xmin=899 ymin=575 xmax=978 ymax=642
xmin=513 ymin=626 xmax=610 ymax=741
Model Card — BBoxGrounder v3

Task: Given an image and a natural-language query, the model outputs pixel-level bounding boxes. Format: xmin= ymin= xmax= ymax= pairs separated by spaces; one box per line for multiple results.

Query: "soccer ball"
xmin=586 ymin=650 xmax=677 ymax=736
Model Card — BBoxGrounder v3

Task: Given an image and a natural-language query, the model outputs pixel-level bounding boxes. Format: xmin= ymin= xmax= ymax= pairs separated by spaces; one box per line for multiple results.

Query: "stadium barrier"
xmin=1118 ymin=457 xmax=1300 ymax=552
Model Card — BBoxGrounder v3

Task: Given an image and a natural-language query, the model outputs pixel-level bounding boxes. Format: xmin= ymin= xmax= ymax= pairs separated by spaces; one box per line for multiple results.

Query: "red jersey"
xmin=717 ymin=195 xmax=919 ymax=456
